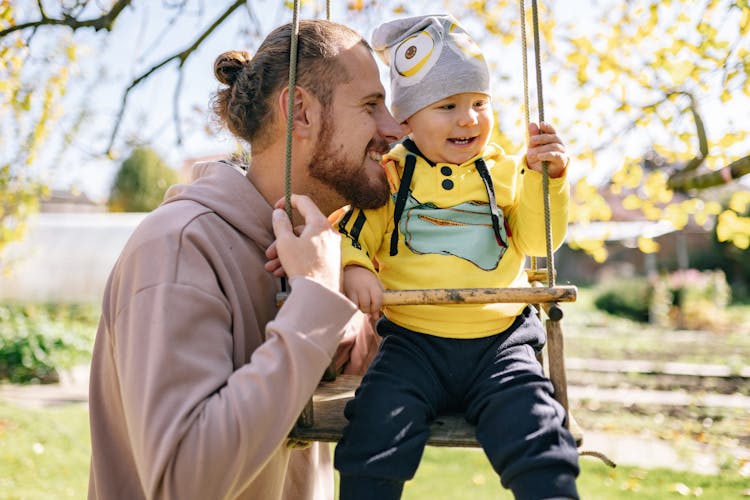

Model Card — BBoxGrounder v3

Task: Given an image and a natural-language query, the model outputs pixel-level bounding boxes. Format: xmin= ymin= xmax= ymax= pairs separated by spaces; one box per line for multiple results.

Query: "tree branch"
xmin=0 ymin=0 xmax=132 ymax=37
xmin=35 ymin=0 xmax=47 ymax=19
xmin=667 ymin=155 xmax=750 ymax=191
xmin=174 ymin=62 xmax=186 ymax=146
xmin=138 ymin=1 xmax=189 ymax=63
xmin=106 ymin=0 xmax=247 ymax=153
xmin=678 ymin=91 xmax=708 ymax=173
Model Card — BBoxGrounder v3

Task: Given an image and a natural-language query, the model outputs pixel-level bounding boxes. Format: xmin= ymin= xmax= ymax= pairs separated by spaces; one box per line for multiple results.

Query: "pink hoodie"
xmin=88 ymin=162 xmax=374 ymax=499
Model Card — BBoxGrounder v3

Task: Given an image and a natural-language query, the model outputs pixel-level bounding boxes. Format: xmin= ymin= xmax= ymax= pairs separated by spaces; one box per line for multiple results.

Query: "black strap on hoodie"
xmin=389 ymin=150 xmax=505 ymax=256
xmin=389 ymin=153 xmax=417 ymax=256
xmin=474 ymin=157 xmax=506 ymax=246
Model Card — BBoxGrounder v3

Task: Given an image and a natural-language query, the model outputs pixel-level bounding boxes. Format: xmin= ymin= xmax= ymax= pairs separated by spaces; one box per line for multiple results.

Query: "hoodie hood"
xmin=162 ymin=161 xmax=274 ymax=250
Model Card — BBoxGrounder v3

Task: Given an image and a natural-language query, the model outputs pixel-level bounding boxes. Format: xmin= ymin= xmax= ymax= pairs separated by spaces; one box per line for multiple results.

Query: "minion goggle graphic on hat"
xmin=391 ymin=22 xmax=485 ymax=87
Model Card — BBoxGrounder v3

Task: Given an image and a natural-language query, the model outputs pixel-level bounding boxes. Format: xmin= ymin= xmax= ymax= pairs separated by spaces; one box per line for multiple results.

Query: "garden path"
xmin=2 ymin=363 xmax=748 ymax=475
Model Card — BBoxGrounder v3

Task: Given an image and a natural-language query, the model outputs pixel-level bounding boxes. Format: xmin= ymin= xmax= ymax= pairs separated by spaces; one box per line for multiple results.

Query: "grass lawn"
xmin=402 ymin=446 xmax=750 ymax=499
xmin=561 ymin=289 xmax=750 ymax=365
xmin=1 ymin=292 xmax=749 ymax=498
xmin=0 ymin=403 xmax=90 ymax=499
xmin=1 ymin=403 xmax=748 ymax=499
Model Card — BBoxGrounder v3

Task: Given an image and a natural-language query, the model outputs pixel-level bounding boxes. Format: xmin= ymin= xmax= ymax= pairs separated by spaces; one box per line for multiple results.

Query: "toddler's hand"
xmin=343 ymin=266 xmax=384 ymax=314
xmin=526 ymin=122 xmax=568 ymax=178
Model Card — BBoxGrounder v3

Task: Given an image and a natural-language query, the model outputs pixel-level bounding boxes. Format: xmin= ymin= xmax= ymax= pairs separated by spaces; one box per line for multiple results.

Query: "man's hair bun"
xmin=214 ymin=50 xmax=251 ymax=86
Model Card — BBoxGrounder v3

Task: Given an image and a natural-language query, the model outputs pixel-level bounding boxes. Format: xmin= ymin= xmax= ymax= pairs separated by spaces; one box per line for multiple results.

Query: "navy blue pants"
xmin=334 ymin=307 xmax=580 ymax=499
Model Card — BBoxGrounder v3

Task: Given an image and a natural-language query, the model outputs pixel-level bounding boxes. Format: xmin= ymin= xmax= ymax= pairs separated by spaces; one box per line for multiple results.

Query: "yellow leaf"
xmin=623 ymin=194 xmax=642 ymax=210
xmin=592 ymin=245 xmax=608 ymax=263
xmin=665 ymin=204 xmax=689 ymax=229
xmin=638 ymin=236 xmax=660 ymax=253
xmin=716 ymin=210 xmax=750 ymax=249
xmin=643 ymin=203 xmax=662 ymax=220
xmin=694 ymin=211 xmax=709 ymax=226
xmin=575 ymin=96 xmax=591 ymax=111
xmin=643 ymin=172 xmax=672 ymax=204
xmin=729 ymin=191 xmax=750 ymax=213
xmin=681 ymin=198 xmax=701 ymax=214
xmin=717 ymin=134 xmax=741 ymax=149
xmin=664 ymin=58 xmax=693 ymax=86
xmin=716 ymin=210 xmax=735 ymax=241
xmin=741 ymin=8 xmax=750 ymax=36
xmin=705 ymin=201 xmax=722 ymax=215
xmin=624 ymin=164 xmax=643 ymax=189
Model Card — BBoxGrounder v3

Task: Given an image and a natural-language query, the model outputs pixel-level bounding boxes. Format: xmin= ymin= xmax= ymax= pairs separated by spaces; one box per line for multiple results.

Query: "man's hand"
xmin=343 ymin=265 xmax=384 ymax=314
xmin=265 ymin=228 xmax=305 ymax=277
xmin=270 ymin=194 xmax=341 ymax=292
xmin=334 ymin=312 xmax=381 ymax=376
xmin=264 ymin=240 xmax=284 ymax=277
xmin=526 ymin=122 xmax=568 ymax=178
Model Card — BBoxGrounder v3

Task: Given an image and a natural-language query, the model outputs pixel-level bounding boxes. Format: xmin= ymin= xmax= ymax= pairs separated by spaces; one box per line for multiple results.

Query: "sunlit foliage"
xmin=0 ymin=0 xmax=748 ymax=265
xmin=0 ymin=1 xmax=76 ymax=261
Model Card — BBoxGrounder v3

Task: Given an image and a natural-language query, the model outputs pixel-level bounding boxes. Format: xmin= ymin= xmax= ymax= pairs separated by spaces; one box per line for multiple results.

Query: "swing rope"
xmin=520 ymin=0 xmax=538 ymax=275
xmin=529 ymin=0 xmax=556 ymax=288
xmin=285 ymin=0 xmax=331 ymax=222
xmin=283 ymin=0 xmax=301 ymax=222
xmin=287 ymin=0 xmax=334 ymax=430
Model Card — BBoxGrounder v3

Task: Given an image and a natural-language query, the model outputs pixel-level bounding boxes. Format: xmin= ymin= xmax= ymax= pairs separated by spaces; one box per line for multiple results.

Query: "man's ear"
xmin=277 ymin=86 xmax=319 ymax=140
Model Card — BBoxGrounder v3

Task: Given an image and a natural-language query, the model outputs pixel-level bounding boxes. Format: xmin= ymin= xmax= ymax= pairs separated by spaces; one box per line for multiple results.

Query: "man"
xmin=88 ymin=20 xmax=403 ymax=500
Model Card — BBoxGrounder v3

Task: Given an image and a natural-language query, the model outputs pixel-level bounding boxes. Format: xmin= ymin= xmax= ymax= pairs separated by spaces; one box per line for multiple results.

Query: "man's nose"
xmin=377 ymin=109 xmax=405 ymax=144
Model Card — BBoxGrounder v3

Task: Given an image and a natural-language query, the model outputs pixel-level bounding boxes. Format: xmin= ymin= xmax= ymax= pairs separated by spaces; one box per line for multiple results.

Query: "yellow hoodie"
xmin=338 ymin=141 xmax=569 ymax=338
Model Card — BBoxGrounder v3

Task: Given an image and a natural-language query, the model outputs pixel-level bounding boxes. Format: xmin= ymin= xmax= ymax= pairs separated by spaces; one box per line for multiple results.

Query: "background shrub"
xmin=0 ymin=303 xmax=98 ymax=383
xmin=593 ymin=270 xmax=733 ymax=330
xmin=663 ymin=269 xmax=732 ymax=330
xmin=593 ymin=277 xmax=652 ymax=322
xmin=108 ymin=146 xmax=178 ymax=212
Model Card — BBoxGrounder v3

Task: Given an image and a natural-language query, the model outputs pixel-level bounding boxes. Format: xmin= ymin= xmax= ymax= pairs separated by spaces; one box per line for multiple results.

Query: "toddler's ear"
xmin=400 ymin=121 xmax=412 ymax=136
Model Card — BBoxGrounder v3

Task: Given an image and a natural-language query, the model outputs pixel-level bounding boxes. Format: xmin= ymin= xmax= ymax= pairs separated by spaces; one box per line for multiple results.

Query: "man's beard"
xmin=308 ymin=116 xmax=390 ymax=209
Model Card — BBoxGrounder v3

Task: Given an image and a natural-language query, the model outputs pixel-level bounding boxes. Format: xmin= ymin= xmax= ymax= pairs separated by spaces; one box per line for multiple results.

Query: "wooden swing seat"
xmin=290 ymin=374 xmax=481 ymax=447
xmin=289 ymin=277 xmax=584 ymax=448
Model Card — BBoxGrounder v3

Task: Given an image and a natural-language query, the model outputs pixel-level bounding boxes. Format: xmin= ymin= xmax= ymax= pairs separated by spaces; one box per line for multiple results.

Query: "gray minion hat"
xmin=371 ymin=14 xmax=490 ymax=123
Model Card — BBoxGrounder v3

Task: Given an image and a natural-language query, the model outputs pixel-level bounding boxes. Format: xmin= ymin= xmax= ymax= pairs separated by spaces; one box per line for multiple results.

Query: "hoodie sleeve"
xmin=113 ymin=275 xmax=358 ymax=499
xmin=506 ymin=159 xmax=570 ymax=257
xmin=336 ymin=205 xmax=390 ymax=273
